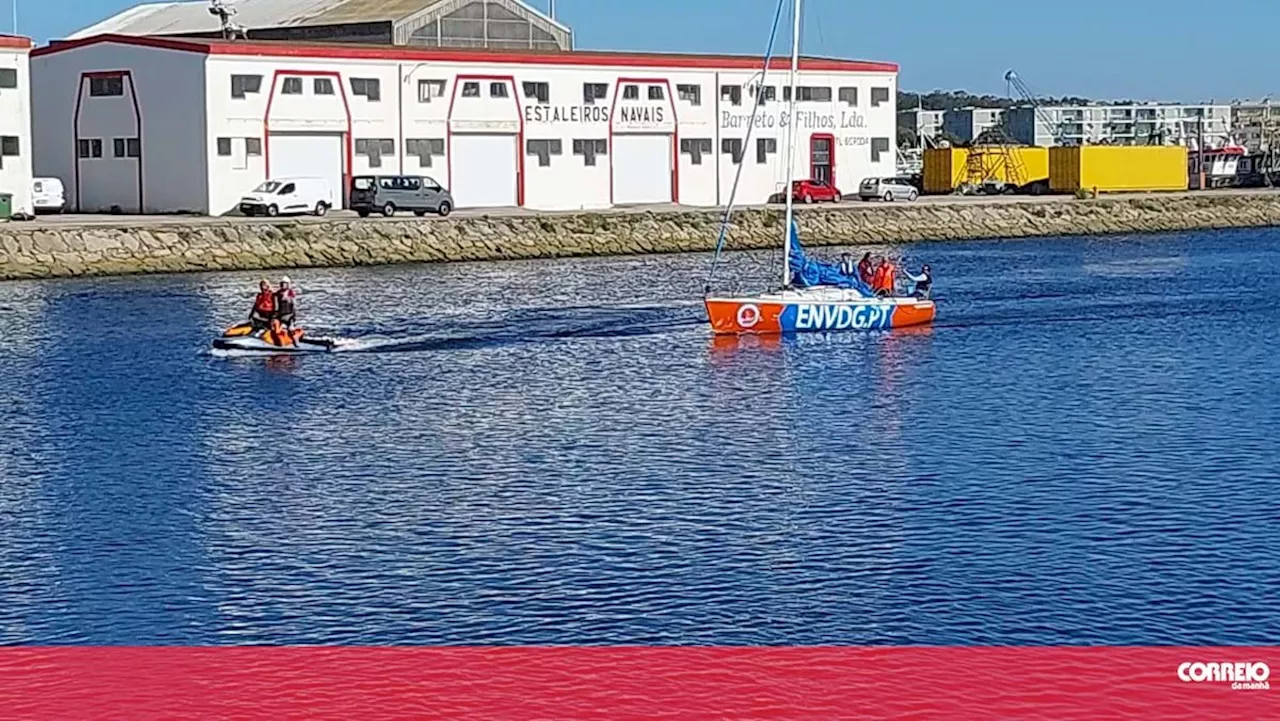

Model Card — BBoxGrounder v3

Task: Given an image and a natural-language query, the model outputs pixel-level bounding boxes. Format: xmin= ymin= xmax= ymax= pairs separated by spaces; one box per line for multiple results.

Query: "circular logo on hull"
xmin=736 ymin=303 xmax=760 ymax=328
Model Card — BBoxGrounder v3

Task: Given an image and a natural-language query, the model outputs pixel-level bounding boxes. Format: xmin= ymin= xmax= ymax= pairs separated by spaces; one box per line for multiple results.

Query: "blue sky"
xmin=19 ymin=0 xmax=1277 ymax=101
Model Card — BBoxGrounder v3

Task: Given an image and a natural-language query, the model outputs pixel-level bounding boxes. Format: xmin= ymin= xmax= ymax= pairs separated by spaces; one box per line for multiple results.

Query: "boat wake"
xmin=209 ymin=304 xmax=703 ymax=357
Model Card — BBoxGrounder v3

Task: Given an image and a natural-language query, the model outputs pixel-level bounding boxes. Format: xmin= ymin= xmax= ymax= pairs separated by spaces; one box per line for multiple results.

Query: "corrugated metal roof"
xmin=68 ymin=0 xmax=431 ymax=39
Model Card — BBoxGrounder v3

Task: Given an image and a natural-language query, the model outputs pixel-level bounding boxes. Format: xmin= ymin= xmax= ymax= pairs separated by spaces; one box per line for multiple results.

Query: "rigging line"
xmin=703 ymin=0 xmax=788 ymax=295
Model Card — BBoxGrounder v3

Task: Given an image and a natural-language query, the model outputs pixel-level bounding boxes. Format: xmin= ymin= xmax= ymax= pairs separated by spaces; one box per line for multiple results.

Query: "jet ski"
xmin=212 ymin=322 xmax=338 ymax=353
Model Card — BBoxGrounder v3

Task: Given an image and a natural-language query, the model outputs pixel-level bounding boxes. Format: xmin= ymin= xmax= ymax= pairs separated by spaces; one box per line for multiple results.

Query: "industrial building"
xmin=31 ymin=6 xmax=899 ymax=215
xmin=1004 ymin=103 xmax=1232 ymax=149
xmin=897 ymin=108 xmax=943 ymax=144
xmin=69 ymin=0 xmax=573 ymax=51
xmin=0 ymin=35 xmax=33 ymax=217
xmin=941 ymin=107 xmax=1005 ymax=144
xmin=1231 ymin=100 xmax=1280 ymax=152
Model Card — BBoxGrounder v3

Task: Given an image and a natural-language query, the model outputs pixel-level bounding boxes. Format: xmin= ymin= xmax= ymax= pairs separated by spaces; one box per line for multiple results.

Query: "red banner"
xmin=0 ymin=647 xmax=1275 ymax=719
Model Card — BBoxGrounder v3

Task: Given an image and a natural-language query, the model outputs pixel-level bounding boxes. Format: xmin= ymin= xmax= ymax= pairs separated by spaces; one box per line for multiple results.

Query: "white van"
xmin=238 ymin=177 xmax=333 ymax=217
xmin=31 ymin=177 xmax=65 ymax=214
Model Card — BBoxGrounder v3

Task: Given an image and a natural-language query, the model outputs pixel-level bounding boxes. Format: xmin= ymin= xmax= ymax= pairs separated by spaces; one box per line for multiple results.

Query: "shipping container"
xmin=1049 ymin=146 xmax=1188 ymax=193
xmin=922 ymin=146 xmax=1049 ymax=194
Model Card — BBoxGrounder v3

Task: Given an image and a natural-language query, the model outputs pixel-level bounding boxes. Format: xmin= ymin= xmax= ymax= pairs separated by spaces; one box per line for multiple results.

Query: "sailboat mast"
xmin=781 ymin=0 xmax=801 ymax=288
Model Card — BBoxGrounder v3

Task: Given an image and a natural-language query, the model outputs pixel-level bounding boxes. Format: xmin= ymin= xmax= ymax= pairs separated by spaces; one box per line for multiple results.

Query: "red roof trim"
xmin=0 ymin=34 xmax=33 ymax=50
xmin=33 ymin=34 xmax=898 ymax=73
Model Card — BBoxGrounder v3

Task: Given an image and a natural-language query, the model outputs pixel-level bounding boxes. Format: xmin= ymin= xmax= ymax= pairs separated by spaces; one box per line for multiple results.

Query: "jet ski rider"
xmin=250 ymin=279 xmax=276 ymax=330
xmin=274 ymin=276 xmax=297 ymax=330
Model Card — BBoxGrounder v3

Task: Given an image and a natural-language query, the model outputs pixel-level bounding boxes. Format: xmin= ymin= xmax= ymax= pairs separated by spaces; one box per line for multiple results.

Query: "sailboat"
xmin=703 ymin=0 xmax=936 ymax=335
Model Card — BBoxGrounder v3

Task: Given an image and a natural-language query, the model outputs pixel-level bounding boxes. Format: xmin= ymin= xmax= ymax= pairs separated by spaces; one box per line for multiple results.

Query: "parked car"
xmin=31 ymin=177 xmax=65 ymax=214
xmin=239 ymin=177 xmax=333 ymax=217
xmin=791 ymin=179 xmax=842 ymax=204
xmin=350 ymin=175 xmax=453 ymax=218
xmin=859 ymin=177 xmax=919 ymax=202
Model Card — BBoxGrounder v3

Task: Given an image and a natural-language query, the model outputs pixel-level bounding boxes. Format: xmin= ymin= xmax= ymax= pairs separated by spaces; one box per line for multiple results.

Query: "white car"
xmin=238 ymin=177 xmax=333 ymax=217
xmin=859 ymin=177 xmax=919 ymax=202
xmin=32 ymin=177 xmax=66 ymax=213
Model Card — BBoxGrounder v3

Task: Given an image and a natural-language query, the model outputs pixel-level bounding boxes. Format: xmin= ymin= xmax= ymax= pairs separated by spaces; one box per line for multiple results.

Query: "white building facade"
xmin=1005 ymin=103 xmax=1232 ymax=148
xmin=31 ymin=35 xmax=898 ymax=215
xmin=0 ymin=35 xmax=33 ymax=216
xmin=942 ymin=107 xmax=1005 ymax=143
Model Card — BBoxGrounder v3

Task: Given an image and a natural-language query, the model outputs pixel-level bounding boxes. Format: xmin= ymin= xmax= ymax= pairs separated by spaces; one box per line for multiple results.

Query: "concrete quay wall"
xmin=2 ymin=193 xmax=1279 ymax=280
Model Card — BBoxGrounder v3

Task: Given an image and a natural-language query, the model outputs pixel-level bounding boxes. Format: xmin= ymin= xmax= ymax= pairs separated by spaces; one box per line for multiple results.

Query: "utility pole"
xmin=548 ymin=0 xmax=555 ymax=20
xmin=1197 ymin=116 xmax=1206 ymax=190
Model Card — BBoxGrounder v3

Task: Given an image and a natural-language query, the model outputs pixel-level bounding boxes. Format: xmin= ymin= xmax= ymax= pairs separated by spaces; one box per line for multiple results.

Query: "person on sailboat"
xmin=905 ymin=264 xmax=933 ymax=299
xmin=856 ymin=252 xmax=874 ymax=285
xmin=840 ymin=253 xmax=856 ymax=277
xmin=872 ymin=258 xmax=897 ymax=297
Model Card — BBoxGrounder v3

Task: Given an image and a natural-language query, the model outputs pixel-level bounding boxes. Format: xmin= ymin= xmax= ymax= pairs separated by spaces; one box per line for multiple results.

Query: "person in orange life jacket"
xmin=250 ymin=279 xmax=276 ymax=330
xmin=274 ymin=276 xmax=297 ymax=330
xmin=905 ymin=264 xmax=933 ymax=299
xmin=873 ymin=258 xmax=897 ymax=297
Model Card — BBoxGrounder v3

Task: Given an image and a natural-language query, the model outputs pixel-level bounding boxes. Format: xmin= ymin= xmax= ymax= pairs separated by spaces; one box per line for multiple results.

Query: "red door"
xmin=809 ymin=134 xmax=835 ymax=189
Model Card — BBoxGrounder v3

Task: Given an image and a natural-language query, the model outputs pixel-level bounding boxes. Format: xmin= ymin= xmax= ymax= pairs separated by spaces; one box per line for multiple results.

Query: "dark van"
xmin=350 ymin=175 xmax=454 ymax=218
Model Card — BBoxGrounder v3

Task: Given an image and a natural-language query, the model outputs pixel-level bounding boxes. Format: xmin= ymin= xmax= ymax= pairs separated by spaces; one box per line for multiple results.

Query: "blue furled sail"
xmin=786 ymin=222 xmax=874 ymax=295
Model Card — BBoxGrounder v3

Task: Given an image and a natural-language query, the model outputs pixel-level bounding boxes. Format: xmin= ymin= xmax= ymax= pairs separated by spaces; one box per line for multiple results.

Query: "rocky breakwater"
xmin=2 ymin=192 xmax=1280 ymax=281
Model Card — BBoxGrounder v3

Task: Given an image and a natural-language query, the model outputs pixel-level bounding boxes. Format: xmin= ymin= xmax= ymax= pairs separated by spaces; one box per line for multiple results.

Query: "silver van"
xmin=350 ymin=175 xmax=454 ymax=218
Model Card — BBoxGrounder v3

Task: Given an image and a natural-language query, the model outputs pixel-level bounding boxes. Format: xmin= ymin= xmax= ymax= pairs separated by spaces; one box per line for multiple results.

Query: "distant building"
xmin=1232 ymin=100 xmax=1280 ymax=152
xmin=897 ymin=108 xmax=944 ymax=144
xmin=0 ymin=35 xmax=33 ymax=216
xmin=942 ymin=107 xmax=1005 ymax=143
xmin=1004 ymin=103 xmax=1232 ymax=149
xmin=69 ymin=0 xmax=573 ymax=51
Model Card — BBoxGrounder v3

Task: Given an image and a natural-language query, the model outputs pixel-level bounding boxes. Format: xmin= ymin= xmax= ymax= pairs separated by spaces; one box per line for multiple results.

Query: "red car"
xmin=790 ymin=179 xmax=842 ymax=203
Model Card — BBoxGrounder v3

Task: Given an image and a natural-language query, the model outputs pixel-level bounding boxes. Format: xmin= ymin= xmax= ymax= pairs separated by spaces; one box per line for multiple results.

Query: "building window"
xmin=281 ymin=77 xmax=303 ymax=95
xmin=522 ymin=81 xmax=550 ymax=104
xmin=571 ymin=138 xmax=607 ymax=166
xmin=721 ymin=138 xmax=744 ymax=164
xmin=77 ymin=139 xmax=103 ymax=158
xmin=752 ymin=84 xmax=776 ymax=106
xmin=622 ymin=84 xmax=639 ymax=101
xmin=350 ymin=77 xmax=381 ymax=101
xmin=784 ymin=86 xmax=832 ymax=103
xmin=871 ymin=87 xmax=890 ymax=107
xmin=0 ymin=68 xmax=16 ymax=89
xmin=680 ymin=138 xmax=712 ymax=165
xmin=489 ymin=82 xmax=509 ymax=98
xmin=355 ymin=138 xmax=395 ymax=168
xmin=406 ymin=138 xmax=445 ymax=167
xmin=216 ymin=137 xmax=232 ymax=156
xmin=677 ymin=84 xmax=701 ymax=106
xmin=721 ymin=85 xmax=742 ymax=106
xmin=839 ymin=87 xmax=858 ymax=106
xmin=231 ymin=74 xmax=261 ymax=98
xmin=648 ymin=85 xmax=665 ymax=101
xmin=89 ymin=76 xmax=124 ymax=97
xmin=314 ymin=78 xmax=335 ymax=95
xmin=526 ymin=138 xmax=563 ymax=167
xmin=583 ymin=82 xmax=607 ymax=104
xmin=112 ymin=137 xmax=140 ymax=158
xmin=756 ymin=137 xmax=777 ymax=164
xmin=0 ymin=135 xmax=18 ymax=157
xmin=871 ymin=137 xmax=890 ymax=162
xmin=462 ymin=81 xmax=481 ymax=98
xmin=418 ymin=79 xmax=446 ymax=102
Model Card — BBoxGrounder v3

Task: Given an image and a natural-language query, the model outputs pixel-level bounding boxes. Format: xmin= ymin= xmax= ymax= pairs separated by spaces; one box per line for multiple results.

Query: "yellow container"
xmin=923 ymin=146 xmax=1049 ymax=193
xmin=1049 ymin=145 xmax=1188 ymax=193
xmin=923 ymin=148 xmax=968 ymax=193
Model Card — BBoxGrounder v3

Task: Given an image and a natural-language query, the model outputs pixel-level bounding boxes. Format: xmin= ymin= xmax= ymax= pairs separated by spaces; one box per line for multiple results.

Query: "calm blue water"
xmin=1 ymin=229 xmax=1278 ymax=646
